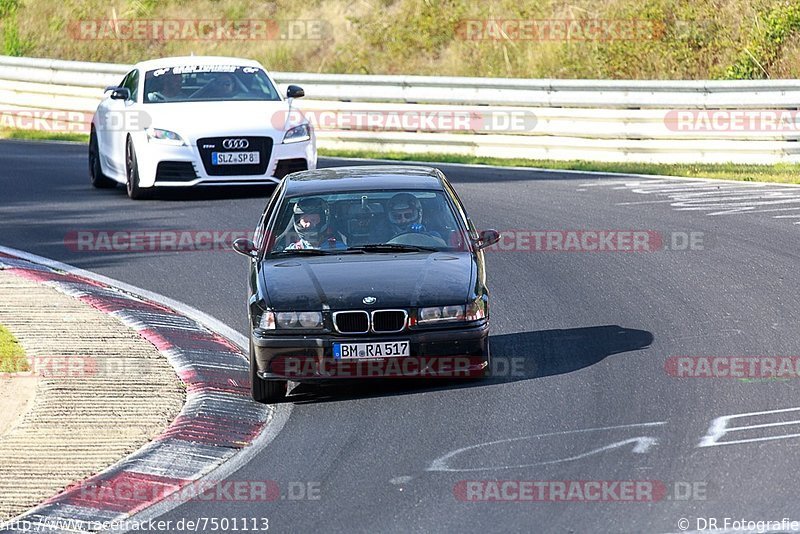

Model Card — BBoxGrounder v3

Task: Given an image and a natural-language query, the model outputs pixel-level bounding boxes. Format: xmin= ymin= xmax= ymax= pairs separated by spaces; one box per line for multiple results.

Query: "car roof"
xmin=133 ymin=56 xmax=265 ymax=72
xmin=283 ymin=166 xmax=446 ymax=196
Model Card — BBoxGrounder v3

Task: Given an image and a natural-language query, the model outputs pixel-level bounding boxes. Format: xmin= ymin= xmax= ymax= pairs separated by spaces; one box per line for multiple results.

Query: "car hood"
xmin=260 ymin=252 xmax=476 ymax=310
xmin=141 ymin=100 xmax=305 ymax=140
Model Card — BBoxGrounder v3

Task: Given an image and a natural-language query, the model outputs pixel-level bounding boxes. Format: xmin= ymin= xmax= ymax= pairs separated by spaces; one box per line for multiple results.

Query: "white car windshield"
xmin=143 ymin=65 xmax=280 ymax=103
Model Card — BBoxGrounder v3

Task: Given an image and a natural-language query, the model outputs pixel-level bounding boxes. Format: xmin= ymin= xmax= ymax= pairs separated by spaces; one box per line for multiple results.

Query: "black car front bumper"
xmin=252 ymin=322 xmax=489 ymax=381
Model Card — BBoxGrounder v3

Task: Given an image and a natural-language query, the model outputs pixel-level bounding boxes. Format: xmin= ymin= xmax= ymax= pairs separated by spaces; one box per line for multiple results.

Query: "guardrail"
xmin=1 ymin=54 xmax=799 ymax=164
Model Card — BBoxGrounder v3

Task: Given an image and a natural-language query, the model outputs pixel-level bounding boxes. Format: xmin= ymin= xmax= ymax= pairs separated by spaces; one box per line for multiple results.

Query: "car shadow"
xmin=285 ymin=324 xmax=654 ymax=404
xmin=131 ymin=184 xmax=277 ymax=202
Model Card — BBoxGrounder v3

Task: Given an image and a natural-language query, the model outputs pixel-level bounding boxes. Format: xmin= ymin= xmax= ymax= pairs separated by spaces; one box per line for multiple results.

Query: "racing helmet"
xmin=293 ymin=197 xmax=330 ymax=242
xmin=387 ymin=193 xmax=422 ymax=233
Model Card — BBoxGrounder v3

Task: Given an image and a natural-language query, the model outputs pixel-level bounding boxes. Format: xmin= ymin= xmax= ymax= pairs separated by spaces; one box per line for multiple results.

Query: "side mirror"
xmin=233 ymin=238 xmax=258 ymax=258
xmin=475 ymin=229 xmax=500 ymax=250
xmin=286 ymin=85 xmax=305 ymax=99
xmin=109 ymin=87 xmax=130 ymax=100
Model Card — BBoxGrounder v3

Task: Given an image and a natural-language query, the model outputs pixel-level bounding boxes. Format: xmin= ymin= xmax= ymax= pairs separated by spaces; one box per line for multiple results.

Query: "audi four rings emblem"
xmin=222 ymin=138 xmax=249 ymax=149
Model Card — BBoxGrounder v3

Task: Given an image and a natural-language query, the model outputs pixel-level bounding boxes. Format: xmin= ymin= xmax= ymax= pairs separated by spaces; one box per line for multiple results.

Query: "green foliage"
xmin=335 ymin=0 xmax=469 ymax=74
xmin=4 ymin=0 xmax=800 ymax=79
xmin=127 ymin=0 xmax=159 ymax=17
xmin=0 ymin=0 xmax=30 ymax=56
xmin=725 ymin=1 xmax=800 ymax=78
xmin=0 ymin=0 xmax=20 ymax=19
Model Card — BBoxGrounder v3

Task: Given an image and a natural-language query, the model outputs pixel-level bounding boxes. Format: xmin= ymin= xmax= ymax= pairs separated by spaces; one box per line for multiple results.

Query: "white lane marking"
xmin=617 ymin=199 xmax=676 ymax=205
xmin=579 ymin=174 xmax=800 ymax=222
xmin=427 ymin=422 xmax=665 ymax=473
xmin=699 ymin=406 xmax=800 ymax=447
xmin=0 ymin=245 xmax=294 ymax=531
xmin=741 ymin=206 xmax=800 ymax=214
xmin=630 ymin=186 xmax=758 ymax=195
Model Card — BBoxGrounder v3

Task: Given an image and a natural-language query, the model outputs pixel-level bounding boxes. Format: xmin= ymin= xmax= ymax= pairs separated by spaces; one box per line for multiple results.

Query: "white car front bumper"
xmin=133 ymin=132 xmax=317 ymax=188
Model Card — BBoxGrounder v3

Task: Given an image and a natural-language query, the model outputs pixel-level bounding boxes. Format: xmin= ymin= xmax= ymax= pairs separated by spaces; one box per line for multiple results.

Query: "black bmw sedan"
xmin=233 ymin=165 xmax=500 ymax=403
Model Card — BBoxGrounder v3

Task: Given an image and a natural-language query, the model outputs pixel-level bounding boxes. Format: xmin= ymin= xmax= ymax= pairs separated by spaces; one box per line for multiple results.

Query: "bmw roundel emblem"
xmin=362 ymin=296 xmax=377 ymax=305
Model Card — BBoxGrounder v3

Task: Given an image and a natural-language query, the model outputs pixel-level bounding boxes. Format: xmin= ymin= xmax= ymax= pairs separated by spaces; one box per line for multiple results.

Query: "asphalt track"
xmin=2 ymin=140 xmax=800 ymax=533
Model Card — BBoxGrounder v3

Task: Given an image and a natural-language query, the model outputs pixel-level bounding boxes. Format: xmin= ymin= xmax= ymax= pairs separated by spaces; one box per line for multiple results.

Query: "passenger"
xmin=283 ymin=197 xmax=347 ymax=250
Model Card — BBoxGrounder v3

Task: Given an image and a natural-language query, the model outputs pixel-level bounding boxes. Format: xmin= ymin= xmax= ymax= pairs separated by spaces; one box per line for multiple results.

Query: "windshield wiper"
xmin=270 ymin=248 xmax=364 ymax=257
xmin=270 ymin=248 xmax=334 ymax=256
xmin=347 ymin=243 xmax=439 ymax=253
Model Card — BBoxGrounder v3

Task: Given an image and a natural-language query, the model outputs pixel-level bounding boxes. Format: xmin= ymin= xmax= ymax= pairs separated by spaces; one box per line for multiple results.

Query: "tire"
xmin=125 ymin=136 xmax=152 ymax=200
xmin=250 ymin=340 xmax=287 ymax=404
xmin=89 ymin=130 xmax=116 ymax=189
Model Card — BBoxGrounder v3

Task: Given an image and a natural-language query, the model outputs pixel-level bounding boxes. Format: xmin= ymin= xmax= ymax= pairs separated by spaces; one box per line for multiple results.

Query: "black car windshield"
xmin=143 ymin=65 xmax=280 ymax=103
xmin=267 ymin=190 xmax=469 ymax=254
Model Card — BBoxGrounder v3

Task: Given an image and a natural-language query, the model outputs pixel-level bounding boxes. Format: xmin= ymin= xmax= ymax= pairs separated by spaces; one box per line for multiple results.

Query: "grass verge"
xmin=0 ymin=128 xmax=88 ymax=143
xmin=0 ymin=323 xmax=28 ymax=373
xmin=319 ymin=148 xmax=800 ymax=185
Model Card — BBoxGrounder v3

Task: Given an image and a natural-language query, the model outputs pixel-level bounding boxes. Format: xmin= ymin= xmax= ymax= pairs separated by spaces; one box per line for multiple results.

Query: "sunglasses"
xmin=391 ymin=209 xmax=416 ymax=222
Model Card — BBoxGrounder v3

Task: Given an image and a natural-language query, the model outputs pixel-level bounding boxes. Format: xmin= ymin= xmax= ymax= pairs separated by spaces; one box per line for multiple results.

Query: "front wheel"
xmin=250 ymin=341 xmax=287 ymax=404
xmin=125 ymin=137 xmax=152 ymax=200
xmin=89 ymin=130 xmax=116 ymax=189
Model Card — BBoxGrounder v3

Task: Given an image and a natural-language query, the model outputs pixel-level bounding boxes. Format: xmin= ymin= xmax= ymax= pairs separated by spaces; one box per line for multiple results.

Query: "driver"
xmin=208 ymin=73 xmax=239 ymax=98
xmin=284 ymin=197 xmax=346 ymax=250
xmin=148 ymin=73 xmax=182 ymax=102
xmin=387 ymin=193 xmax=425 ymax=235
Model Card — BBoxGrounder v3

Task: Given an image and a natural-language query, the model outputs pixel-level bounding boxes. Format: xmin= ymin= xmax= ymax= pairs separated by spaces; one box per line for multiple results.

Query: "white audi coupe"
xmin=89 ymin=56 xmax=316 ymax=199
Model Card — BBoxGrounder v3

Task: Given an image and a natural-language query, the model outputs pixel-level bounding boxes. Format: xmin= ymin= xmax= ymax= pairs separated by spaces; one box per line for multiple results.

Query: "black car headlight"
xmin=276 ymin=311 xmax=324 ymax=329
xmin=255 ymin=310 xmax=324 ymax=332
xmin=414 ymin=299 xmax=486 ymax=326
xmin=417 ymin=304 xmax=465 ymax=324
xmin=257 ymin=310 xmax=276 ymax=331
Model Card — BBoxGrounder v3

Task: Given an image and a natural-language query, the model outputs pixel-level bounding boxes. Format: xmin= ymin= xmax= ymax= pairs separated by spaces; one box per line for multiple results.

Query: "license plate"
xmin=212 ymin=151 xmax=260 ymax=165
xmin=333 ymin=341 xmax=410 ymax=360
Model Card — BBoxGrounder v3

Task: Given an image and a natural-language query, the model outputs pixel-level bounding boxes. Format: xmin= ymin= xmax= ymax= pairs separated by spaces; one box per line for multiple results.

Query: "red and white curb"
xmin=0 ymin=248 xmax=291 ymax=533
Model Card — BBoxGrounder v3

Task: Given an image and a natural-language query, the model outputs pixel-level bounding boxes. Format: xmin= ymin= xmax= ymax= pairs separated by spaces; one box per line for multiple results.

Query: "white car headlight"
xmin=282 ymin=123 xmax=311 ymax=144
xmin=146 ymin=127 xmax=185 ymax=146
